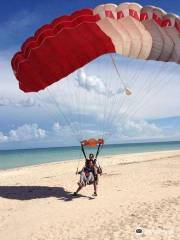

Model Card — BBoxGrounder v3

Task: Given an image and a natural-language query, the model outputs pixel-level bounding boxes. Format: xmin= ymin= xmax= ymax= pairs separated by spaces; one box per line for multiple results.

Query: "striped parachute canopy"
xmin=12 ymin=2 xmax=180 ymax=92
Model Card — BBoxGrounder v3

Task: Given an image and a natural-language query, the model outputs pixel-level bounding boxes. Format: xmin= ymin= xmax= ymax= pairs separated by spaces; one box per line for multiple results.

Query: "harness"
xmin=76 ymin=138 xmax=104 ymax=174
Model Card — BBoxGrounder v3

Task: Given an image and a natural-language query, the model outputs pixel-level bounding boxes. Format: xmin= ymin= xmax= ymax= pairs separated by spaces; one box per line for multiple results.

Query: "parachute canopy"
xmin=12 ymin=2 xmax=180 ymax=92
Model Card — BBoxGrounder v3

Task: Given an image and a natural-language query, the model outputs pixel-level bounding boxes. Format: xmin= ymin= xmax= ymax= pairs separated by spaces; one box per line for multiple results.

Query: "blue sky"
xmin=0 ymin=0 xmax=180 ymax=150
xmin=1 ymin=0 xmax=180 ymax=51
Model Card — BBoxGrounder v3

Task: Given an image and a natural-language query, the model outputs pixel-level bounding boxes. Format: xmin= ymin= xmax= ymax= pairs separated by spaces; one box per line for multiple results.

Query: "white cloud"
xmin=52 ymin=122 xmax=62 ymax=133
xmin=52 ymin=121 xmax=82 ymax=141
xmin=51 ymin=121 xmax=103 ymax=143
xmin=0 ymin=55 xmax=18 ymax=91
xmin=75 ymin=68 xmax=124 ymax=97
xmin=124 ymin=119 xmax=161 ymax=135
xmin=0 ymin=124 xmax=46 ymax=143
xmin=76 ymin=69 xmax=107 ymax=95
xmin=0 ymin=96 xmax=38 ymax=107
xmin=0 ymin=97 xmax=10 ymax=106
xmin=0 ymin=132 xmax=8 ymax=143
xmin=0 ymin=118 xmax=179 ymax=148
xmin=10 ymin=124 xmax=46 ymax=141
xmin=51 ymin=117 xmax=163 ymax=144
xmin=110 ymin=117 xmax=163 ymax=142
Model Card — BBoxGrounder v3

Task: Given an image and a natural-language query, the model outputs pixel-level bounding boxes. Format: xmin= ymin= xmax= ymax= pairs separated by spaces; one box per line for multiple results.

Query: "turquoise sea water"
xmin=0 ymin=141 xmax=180 ymax=170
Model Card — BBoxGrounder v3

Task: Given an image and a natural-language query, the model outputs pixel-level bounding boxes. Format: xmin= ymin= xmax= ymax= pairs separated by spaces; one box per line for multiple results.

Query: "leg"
xmin=86 ymin=172 xmax=94 ymax=185
xmin=74 ymin=185 xmax=83 ymax=195
xmin=74 ymin=172 xmax=86 ymax=195
xmin=79 ymin=171 xmax=86 ymax=186
xmin=93 ymin=181 xmax=97 ymax=196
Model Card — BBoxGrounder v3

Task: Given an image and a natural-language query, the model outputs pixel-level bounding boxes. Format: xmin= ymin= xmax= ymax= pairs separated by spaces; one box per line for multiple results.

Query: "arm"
xmin=76 ymin=166 xmax=85 ymax=175
xmin=95 ymin=143 xmax=101 ymax=159
xmin=81 ymin=143 xmax=87 ymax=159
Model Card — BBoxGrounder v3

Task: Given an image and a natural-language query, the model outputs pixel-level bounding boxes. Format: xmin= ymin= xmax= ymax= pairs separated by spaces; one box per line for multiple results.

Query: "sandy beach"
xmin=0 ymin=150 xmax=180 ymax=240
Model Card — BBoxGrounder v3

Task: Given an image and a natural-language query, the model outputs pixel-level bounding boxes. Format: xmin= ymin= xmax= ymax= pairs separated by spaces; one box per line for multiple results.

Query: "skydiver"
xmin=73 ymin=143 xmax=102 ymax=196
xmin=73 ymin=158 xmax=95 ymax=195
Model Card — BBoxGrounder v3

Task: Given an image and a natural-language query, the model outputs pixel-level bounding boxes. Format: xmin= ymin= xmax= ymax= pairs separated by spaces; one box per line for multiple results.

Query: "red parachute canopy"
xmin=11 ymin=3 xmax=180 ymax=92
xmin=81 ymin=138 xmax=104 ymax=147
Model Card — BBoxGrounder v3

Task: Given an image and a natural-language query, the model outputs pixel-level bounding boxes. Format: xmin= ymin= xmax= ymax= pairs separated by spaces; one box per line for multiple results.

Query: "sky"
xmin=0 ymin=0 xmax=180 ymax=150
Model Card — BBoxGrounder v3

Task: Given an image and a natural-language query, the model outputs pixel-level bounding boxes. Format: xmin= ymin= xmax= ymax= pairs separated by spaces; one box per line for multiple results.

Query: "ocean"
xmin=0 ymin=141 xmax=180 ymax=170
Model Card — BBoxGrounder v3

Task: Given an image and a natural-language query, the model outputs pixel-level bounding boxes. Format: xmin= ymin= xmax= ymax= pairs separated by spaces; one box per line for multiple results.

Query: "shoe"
xmin=92 ymin=192 xmax=97 ymax=196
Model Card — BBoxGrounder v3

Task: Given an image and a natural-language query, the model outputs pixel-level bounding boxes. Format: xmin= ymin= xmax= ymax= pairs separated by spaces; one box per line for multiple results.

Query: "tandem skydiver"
xmin=73 ymin=142 xmax=102 ymax=196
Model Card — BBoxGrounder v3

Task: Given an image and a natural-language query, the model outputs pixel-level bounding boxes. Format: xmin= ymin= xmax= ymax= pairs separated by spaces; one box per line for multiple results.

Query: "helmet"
xmin=89 ymin=153 xmax=94 ymax=159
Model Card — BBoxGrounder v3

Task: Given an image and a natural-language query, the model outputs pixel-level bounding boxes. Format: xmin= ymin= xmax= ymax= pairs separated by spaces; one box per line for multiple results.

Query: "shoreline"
xmin=1 ymin=149 xmax=180 ymax=173
xmin=1 ymin=140 xmax=180 ymax=152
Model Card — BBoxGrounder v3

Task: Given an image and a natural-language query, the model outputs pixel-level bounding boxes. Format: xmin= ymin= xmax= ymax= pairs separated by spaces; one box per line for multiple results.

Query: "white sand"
xmin=0 ymin=150 xmax=180 ymax=240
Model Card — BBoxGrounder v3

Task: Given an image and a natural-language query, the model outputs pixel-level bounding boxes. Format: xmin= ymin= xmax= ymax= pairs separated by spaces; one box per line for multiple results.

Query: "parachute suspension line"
xmin=74 ymin=73 xmax=83 ymax=140
xmin=112 ymin=59 xmax=161 ymax=124
xmin=34 ymin=92 xmax=81 ymax=145
xmin=108 ymin=55 xmax=137 ymax=118
xmin=32 ymin=72 xmax=82 ymax=143
xmin=101 ymin=79 xmax=108 ymax=138
xmin=103 ymin=55 xmax=135 ymax=139
xmin=45 ymin=87 xmax=81 ymax=142
xmin=101 ymin=56 xmax=118 ymax=139
xmin=104 ymin=57 xmax=150 ymax=140
xmin=123 ymin=61 xmax=169 ymax=120
xmin=110 ymin=53 xmax=130 ymax=93
xmin=101 ymin=55 xmax=118 ymax=138
xmin=82 ymin=67 xmax=89 ymax=140
xmin=95 ymin=71 xmax=104 ymax=139
xmin=116 ymin=62 xmax=172 ymax=131
xmin=95 ymin=143 xmax=104 ymax=168
xmin=34 ymin=93 xmax=61 ymax=124
xmin=65 ymin=75 xmax=83 ymax=139
xmin=94 ymin=63 xmax=105 ymax=139
xmin=68 ymin=74 xmax=84 ymax=139
xmin=120 ymin=61 xmax=164 ymax=119
xmin=103 ymin=73 xmax=113 ymax=137
xmin=100 ymin=63 xmax=109 ymax=139
xmin=127 ymin=63 xmax=177 ymax=120
xmin=105 ymin=55 xmax=137 ymax=127
xmin=76 ymin=75 xmax=84 ymax=140
xmin=105 ymin=60 xmax=173 ymax=141
xmin=105 ymin=54 xmax=121 ymax=123
xmin=35 ymin=93 xmax=65 ymax=131
xmin=75 ymin=69 xmax=89 ymax=141
xmin=128 ymin=62 xmax=166 ymax=115
xmin=114 ymin=58 xmax=147 ymax=118
xmin=102 ymin=65 xmax=114 ymax=139
xmin=102 ymin=55 xmax=125 ymax=139
xmin=105 ymin=56 xmax=126 ymax=121
xmin=99 ymin=65 xmax=105 ymax=139
xmin=101 ymin=83 xmax=109 ymax=139
xmin=26 ymin=66 xmax=81 ymax=143
xmin=100 ymin=58 xmax=110 ymax=138
xmin=76 ymin=149 xmax=84 ymax=174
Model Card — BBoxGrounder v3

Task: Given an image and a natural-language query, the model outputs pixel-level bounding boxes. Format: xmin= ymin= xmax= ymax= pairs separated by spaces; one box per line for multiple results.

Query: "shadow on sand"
xmin=0 ymin=186 xmax=94 ymax=201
